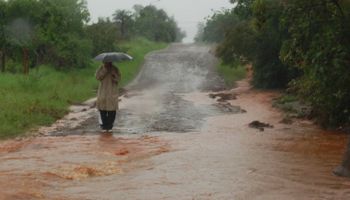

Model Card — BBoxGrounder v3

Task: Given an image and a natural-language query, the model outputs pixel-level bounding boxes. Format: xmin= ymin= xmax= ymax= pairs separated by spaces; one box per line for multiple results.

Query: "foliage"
xmin=249 ymin=0 xmax=295 ymax=88
xmin=0 ymin=0 xmax=6 ymax=37
xmin=0 ymin=0 xmax=7 ymax=71
xmin=0 ymin=0 xmax=92 ymax=69
xmin=113 ymin=9 xmax=134 ymax=39
xmin=216 ymin=0 xmax=297 ymax=88
xmin=216 ymin=21 xmax=256 ymax=65
xmin=201 ymin=9 xmax=238 ymax=43
xmin=86 ymin=18 xmax=120 ymax=56
xmin=199 ymin=0 xmax=350 ymax=126
xmin=280 ymin=0 xmax=350 ymax=126
xmin=36 ymin=0 xmax=91 ymax=68
xmin=3 ymin=0 xmax=40 ymax=65
xmin=0 ymin=1 xmax=184 ymax=71
xmin=85 ymin=5 xmax=185 ymax=57
xmin=194 ymin=22 xmax=205 ymax=43
xmin=230 ymin=0 xmax=255 ymax=20
xmin=134 ymin=5 xmax=185 ymax=42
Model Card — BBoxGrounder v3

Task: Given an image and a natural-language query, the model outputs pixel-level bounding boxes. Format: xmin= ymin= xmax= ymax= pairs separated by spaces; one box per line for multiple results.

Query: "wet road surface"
xmin=1 ymin=44 xmax=350 ymax=200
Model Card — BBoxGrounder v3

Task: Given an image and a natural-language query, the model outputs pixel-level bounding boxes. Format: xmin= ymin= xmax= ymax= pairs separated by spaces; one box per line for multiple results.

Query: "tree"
xmin=280 ymin=0 xmax=350 ymax=126
xmin=37 ymin=0 xmax=92 ymax=68
xmin=248 ymin=0 xmax=296 ymax=88
xmin=86 ymin=18 xmax=120 ymax=56
xmin=0 ymin=0 xmax=7 ymax=72
xmin=133 ymin=4 xmax=144 ymax=18
xmin=230 ymin=0 xmax=255 ymax=20
xmin=134 ymin=5 xmax=183 ymax=42
xmin=279 ymin=0 xmax=350 ymax=177
xmin=112 ymin=9 xmax=134 ymax=39
xmin=214 ymin=0 xmax=297 ymax=88
xmin=0 ymin=1 xmax=183 ymax=71
xmin=5 ymin=0 xmax=41 ymax=74
xmin=194 ymin=22 xmax=205 ymax=43
xmin=199 ymin=0 xmax=350 ymax=177
xmin=167 ymin=16 xmax=186 ymax=42
xmin=175 ymin=23 xmax=186 ymax=42
xmin=216 ymin=21 xmax=256 ymax=65
xmin=201 ymin=9 xmax=239 ymax=43
xmin=1 ymin=0 xmax=92 ymax=71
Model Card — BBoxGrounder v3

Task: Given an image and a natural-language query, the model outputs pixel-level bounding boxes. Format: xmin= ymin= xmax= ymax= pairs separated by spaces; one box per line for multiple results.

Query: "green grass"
xmin=0 ymin=38 xmax=167 ymax=139
xmin=275 ymin=94 xmax=299 ymax=105
xmin=217 ymin=62 xmax=246 ymax=87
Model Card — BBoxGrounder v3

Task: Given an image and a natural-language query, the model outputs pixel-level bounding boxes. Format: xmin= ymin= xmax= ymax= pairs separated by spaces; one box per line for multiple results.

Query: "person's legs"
xmin=106 ymin=111 xmax=117 ymax=130
xmin=99 ymin=110 xmax=108 ymax=130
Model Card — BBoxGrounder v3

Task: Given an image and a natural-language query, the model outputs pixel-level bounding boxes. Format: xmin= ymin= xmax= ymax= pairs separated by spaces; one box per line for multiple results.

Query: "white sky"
xmin=86 ymin=0 xmax=233 ymax=43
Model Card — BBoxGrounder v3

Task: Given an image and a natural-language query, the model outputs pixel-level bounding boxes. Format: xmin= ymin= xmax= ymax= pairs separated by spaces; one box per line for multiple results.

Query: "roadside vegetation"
xmin=196 ymin=0 xmax=350 ymax=128
xmin=197 ymin=0 xmax=350 ymax=176
xmin=0 ymin=0 xmax=181 ymax=138
xmin=217 ymin=62 xmax=246 ymax=88
xmin=0 ymin=38 xmax=166 ymax=138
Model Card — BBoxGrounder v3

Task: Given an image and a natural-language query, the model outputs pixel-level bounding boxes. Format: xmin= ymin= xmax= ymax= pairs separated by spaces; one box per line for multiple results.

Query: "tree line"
xmin=0 ymin=0 xmax=185 ymax=73
xmin=196 ymin=0 xmax=350 ymax=127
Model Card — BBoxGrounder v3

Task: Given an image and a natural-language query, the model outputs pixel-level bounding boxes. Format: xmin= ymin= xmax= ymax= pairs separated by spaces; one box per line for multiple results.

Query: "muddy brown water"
xmin=1 ymin=44 xmax=350 ymax=200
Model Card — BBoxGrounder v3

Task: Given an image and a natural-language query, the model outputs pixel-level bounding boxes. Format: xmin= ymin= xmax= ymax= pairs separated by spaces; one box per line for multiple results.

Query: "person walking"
xmin=95 ymin=62 xmax=121 ymax=132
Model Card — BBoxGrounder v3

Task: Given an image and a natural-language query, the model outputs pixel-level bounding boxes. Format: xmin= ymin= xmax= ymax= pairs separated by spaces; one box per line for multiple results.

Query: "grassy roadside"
xmin=0 ymin=38 xmax=167 ymax=139
xmin=217 ymin=61 xmax=246 ymax=88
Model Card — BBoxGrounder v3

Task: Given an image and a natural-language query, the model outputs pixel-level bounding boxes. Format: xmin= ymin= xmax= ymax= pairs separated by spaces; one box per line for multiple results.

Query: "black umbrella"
xmin=94 ymin=52 xmax=133 ymax=62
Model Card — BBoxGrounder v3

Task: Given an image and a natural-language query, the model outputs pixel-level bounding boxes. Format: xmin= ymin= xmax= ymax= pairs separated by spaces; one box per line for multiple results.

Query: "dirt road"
xmin=1 ymin=44 xmax=350 ymax=200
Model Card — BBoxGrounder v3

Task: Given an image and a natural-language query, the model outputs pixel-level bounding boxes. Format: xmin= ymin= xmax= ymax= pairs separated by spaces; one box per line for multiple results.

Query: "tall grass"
xmin=0 ymin=38 xmax=167 ymax=139
xmin=217 ymin=61 xmax=246 ymax=87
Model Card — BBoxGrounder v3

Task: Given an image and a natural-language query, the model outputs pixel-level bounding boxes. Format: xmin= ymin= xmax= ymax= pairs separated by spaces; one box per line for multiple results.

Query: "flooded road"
xmin=1 ymin=44 xmax=350 ymax=200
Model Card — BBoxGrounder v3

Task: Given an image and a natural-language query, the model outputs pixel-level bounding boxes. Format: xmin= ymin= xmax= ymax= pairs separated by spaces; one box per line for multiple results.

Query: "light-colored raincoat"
xmin=95 ymin=65 xmax=121 ymax=111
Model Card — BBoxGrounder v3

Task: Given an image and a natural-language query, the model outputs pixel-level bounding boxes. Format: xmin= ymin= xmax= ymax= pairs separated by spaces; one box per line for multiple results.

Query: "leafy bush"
xmin=280 ymin=0 xmax=350 ymax=126
xmin=198 ymin=0 xmax=350 ymax=126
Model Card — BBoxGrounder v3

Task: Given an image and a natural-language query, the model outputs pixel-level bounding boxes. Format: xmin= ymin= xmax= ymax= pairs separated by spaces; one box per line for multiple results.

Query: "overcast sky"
xmin=86 ymin=0 xmax=233 ymax=43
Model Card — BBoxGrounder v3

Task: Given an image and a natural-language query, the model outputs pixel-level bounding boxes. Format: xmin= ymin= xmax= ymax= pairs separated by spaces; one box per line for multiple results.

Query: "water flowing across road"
xmin=0 ymin=44 xmax=350 ymax=200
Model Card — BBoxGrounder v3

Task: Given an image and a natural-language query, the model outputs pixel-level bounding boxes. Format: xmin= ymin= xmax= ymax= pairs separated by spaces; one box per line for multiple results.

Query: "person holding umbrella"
xmin=95 ymin=52 xmax=132 ymax=133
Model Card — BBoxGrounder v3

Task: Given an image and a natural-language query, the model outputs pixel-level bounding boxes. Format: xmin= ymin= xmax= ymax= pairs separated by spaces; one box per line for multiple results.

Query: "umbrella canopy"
xmin=94 ymin=52 xmax=133 ymax=63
